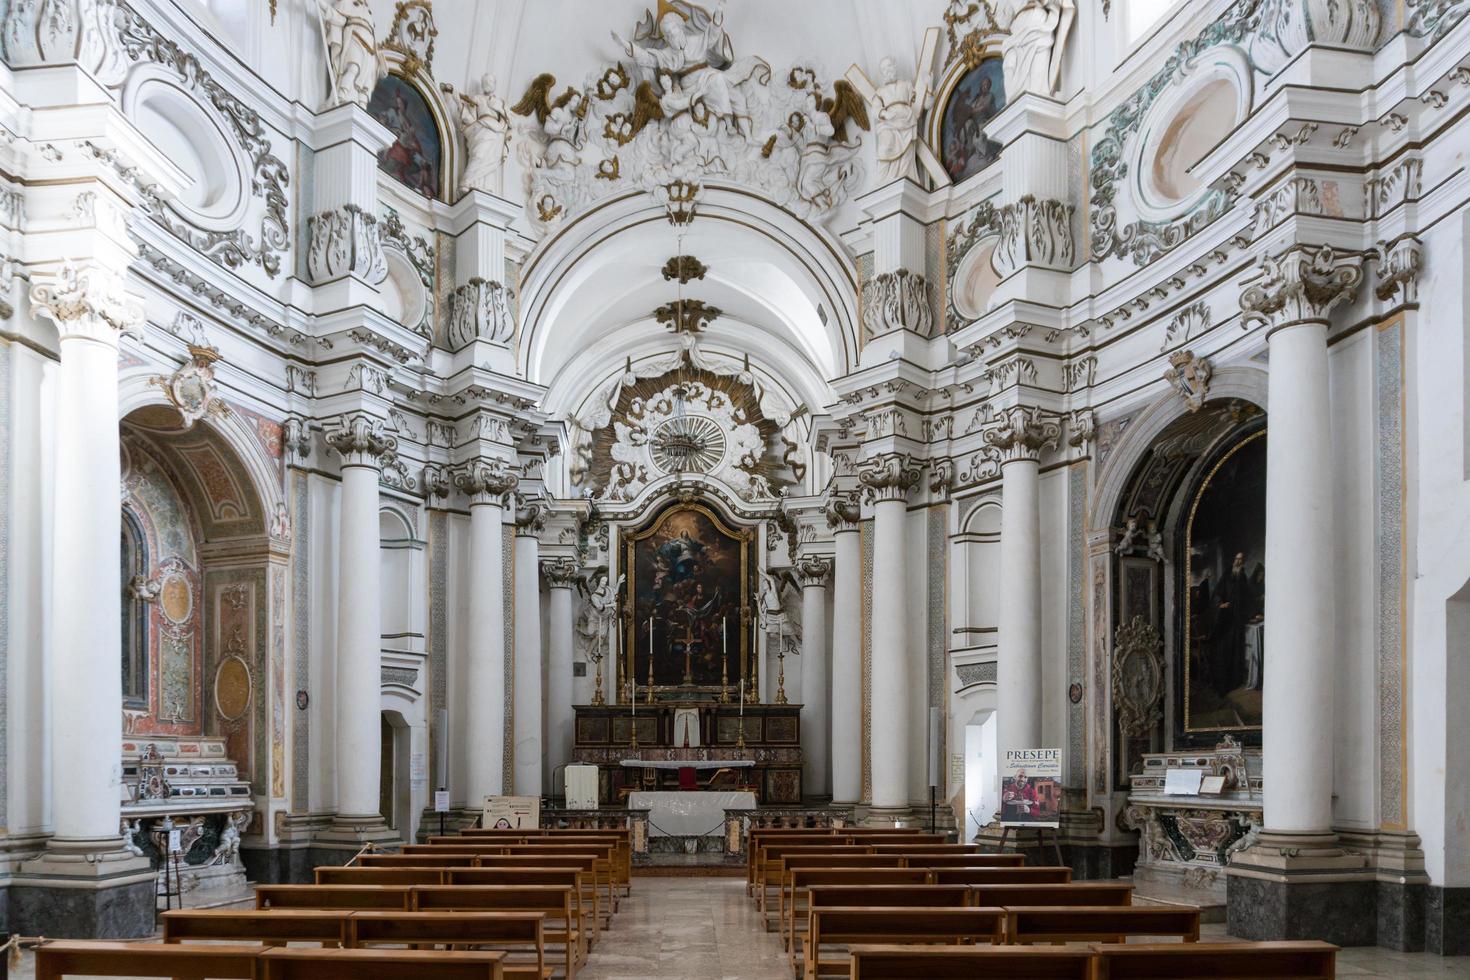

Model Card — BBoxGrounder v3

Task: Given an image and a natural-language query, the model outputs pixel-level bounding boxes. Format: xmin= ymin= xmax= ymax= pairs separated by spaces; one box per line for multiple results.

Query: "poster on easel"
xmin=1000 ymin=749 xmax=1061 ymax=827
xmin=482 ymin=795 xmax=540 ymax=829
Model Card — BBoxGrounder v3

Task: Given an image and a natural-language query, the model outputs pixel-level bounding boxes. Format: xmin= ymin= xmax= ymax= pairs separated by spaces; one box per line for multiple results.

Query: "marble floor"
xmin=6 ymin=876 xmax=1470 ymax=978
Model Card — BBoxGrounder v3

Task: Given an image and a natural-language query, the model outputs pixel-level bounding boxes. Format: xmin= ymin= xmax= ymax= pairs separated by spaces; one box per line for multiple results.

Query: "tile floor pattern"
xmin=6 ymin=876 xmax=1470 ymax=978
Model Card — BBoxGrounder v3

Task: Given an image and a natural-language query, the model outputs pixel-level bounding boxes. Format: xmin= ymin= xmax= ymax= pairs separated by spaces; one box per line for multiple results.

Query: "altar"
xmin=573 ymin=702 xmax=803 ymax=804
xmin=630 ymin=790 xmax=757 ymax=837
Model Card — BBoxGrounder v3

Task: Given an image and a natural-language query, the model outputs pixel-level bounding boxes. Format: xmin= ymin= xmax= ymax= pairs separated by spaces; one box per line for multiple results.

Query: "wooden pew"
xmin=317 ymin=865 xmax=447 ymax=886
xmin=868 ymin=843 xmax=985 ymax=856
xmin=411 ymin=885 xmax=582 ymax=980
xmin=756 ymin=845 xmax=876 ymax=912
xmin=469 ymin=853 xmax=616 ymax=920
xmin=162 ymin=909 xmax=550 ymax=980
xmin=348 ymin=911 xmax=549 ymax=980
xmin=256 ymin=947 xmax=505 ymax=980
xmin=800 ymin=907 xmax=1006 ymax=980
xmin=33 ymin=941 xmax=260 ymax=980
xmin=929 ymin=866 xmax=1073 ymax=885
xmin=847 ymin=944 xmax=1092 ymax=979
xmin=447 ymin=868 xmax=599 ymax=939
xmin=971 ymin=882 xmax=1134 ymax=907
xmin=360 ymin=853 xmax=479 ymax=867
xmin=780 ymin=867 xmax=931 ymax=950
xmin=256 ymin=884 xmax=414 ymax=910
xmin=775 ymin=860 xmax=912 ymax=942
xmin=161 ymin=908 xmax=349 ymax=946
xmin=745 ymin=832 xmax=944 ymax=893
xmin=451 ymin=830 xmax=632 ymax=891
xmin=1088 ymin=940 xmax=1337 ymax=978
xmin=1007 ymin=906 xmax=1200 ymax=945
xmin=803 ymin=883 xmax=973 ymax=910
xmin=913 ymin=852 xmax=1028 ymax=868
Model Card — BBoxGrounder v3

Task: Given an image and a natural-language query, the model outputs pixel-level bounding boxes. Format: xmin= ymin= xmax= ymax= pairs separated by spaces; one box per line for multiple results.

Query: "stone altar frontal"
xmin=573 ymin=702 xmax=803 ymax=804
xmin=631 ymin=791 xmax=757 ymax=837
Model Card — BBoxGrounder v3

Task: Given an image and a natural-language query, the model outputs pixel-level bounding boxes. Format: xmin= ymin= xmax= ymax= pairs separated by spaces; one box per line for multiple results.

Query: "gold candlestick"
xmin=629 ymin=711 xmax=640 ymax=752
xmin=591 ymin=656 xmax=606 ymax=706
xmin=735 ymin=717 xmax=746 ymax=751
xmin=718 ymin=651 xmax=730 ymax=704
xmin=775 ymin=645 xmax=788 ymax=705
xmin=645 ymin=649 xmax=655 ymax=704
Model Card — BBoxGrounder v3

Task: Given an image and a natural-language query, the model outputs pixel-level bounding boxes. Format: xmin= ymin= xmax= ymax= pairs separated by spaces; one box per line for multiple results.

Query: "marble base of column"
xmin=1226 ymin=831 xmax=1373 ymax=945
xmin=315 ymin=814 xmax=402 ymax=852
xmin=13 ymin=839 xmax=155 ymax=938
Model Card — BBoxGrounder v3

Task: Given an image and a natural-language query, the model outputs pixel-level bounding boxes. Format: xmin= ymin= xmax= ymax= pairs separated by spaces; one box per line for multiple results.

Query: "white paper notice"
xmin=1164 ymin=768 xmax=1205 ymax=795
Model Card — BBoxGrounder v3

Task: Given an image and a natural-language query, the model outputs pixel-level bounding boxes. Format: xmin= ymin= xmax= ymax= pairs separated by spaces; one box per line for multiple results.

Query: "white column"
xmin=1262 ymin=320 xmax=1334 ymax=833
xmin=858 ymin=455 xmax=920 ymax=814
xmin=29 ymin=264 xmax=141 ymax=850
xmin=512 ymin=499 xmax=546 ymax=797
xmin=985 ymin=408 xmax=1058 ymax=799
xmin=796 ymin=556 xmax=832 ymax=799
xmin=455 ymin=460 xmax=518 ymax=806
xmin=1234 ymin=242 xmax=1366 ymax=872
xmin=543 ymin=560 xmax=580 ymax=797
xmin=324 ymin=414 xmax=397 ymax=826
xmin=827 ymin=495 xmax=862 ymax=804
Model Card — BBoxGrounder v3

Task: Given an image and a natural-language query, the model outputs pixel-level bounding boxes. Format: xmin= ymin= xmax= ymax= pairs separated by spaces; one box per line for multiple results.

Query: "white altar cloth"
xmin=629 ymin=790 xmax=756 ymax=837
xmin=620 ymin=759 xmax=755 ymax=769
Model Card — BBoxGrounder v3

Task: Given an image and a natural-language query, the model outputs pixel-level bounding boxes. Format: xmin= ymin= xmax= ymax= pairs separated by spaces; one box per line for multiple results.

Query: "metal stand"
xmin=995 ymin=825 xmax=1065 ymax=868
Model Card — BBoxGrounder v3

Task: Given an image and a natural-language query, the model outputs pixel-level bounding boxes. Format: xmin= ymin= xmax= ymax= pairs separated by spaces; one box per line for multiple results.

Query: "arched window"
xmin=121 ymin=509 xmax=149 ymax=708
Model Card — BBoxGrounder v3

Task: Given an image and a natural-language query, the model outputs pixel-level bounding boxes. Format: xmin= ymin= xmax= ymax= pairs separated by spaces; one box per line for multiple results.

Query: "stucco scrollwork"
xmin=862 ymin=269 xmax=934 ymax=340
xmin=1239 ymin=243 xmax=1363 ymax=331
xmin=1112 ymin=615 xmax=1164 ymax=740
xmin=307 ymin=205 xmax=387 ymax=285
xmin=446 ymin=278 xmax=515 ymax=349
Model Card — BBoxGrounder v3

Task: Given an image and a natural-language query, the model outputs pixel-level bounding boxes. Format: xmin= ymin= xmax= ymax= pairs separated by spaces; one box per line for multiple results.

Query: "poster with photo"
xmin=482 ymin=795 xmax=540 ymax=830
xmin=1001 ymin=749 xmax=1062 ymax=827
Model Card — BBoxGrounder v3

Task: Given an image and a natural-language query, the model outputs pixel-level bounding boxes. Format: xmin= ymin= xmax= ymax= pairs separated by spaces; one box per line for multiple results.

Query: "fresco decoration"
xmin=622 ymin=502 xmax=754 ymax=698
xmin=123 ymin=414 xmax=265 ymax=540
xmin=369 ymin=73 xmax=444 ymax=200
xmin=121 ymin=436 xmax=205 ymax=738
xmin=1182 ymin=429 xmax=1266 ymax=735
xmin=937 ymin=56 xmax=1005 ymax=184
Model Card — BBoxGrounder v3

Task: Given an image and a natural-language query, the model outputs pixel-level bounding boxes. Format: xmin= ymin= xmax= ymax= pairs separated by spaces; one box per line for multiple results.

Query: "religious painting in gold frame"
xmin=925 ymin=40 xmax=1006 ymax=186
xmin=621 ymin=501 xmax=753 ymax=699
xmin=1182 ymin=427 xmax=1266 ymax=735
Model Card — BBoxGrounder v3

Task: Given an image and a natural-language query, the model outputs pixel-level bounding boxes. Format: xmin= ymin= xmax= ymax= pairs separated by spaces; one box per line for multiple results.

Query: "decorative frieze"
xmin=1364 ymin=159 xmax=1423 ymax=220
xmin=1164 ymin=350 xmax=1214 ymax=413
xmin=1249 ymin=177 xmax=1324 ymax=240
xmin=324 ymin=413 xmax=398 ymax=469
xmin=1162 ymin=301 xmax=1211 ymax=351
xmin=992 ymin=196 xmax=1075 ymax=276
xmin=979 ymin=405 xmax=1061 ymax=464
xmin=856 ymin=453 xmax=923 ymax=503
xmin=29 ymin=260 xmax=143 ymax=343
xmin=1239 ymin=243 xmax=1364 ymax=331
xmin=452 ymin=458 xmax=519 ymax=506
xmin=862 ymin=269 xmax=934 ymax=340
xmin=1255 ymin=0 xmax=1381 ymax=61
xmin=307 ymin=205 xmax=387 ymax=285
xmin=446 ymin=278 xmax=514 ymax=349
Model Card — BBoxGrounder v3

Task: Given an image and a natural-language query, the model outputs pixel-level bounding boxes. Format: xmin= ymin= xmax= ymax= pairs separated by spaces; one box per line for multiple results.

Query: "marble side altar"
xmin=119 ymin=738 xmax=254 ymax=905
xmin=1124 ymin=738 xmax=1262 ymax=908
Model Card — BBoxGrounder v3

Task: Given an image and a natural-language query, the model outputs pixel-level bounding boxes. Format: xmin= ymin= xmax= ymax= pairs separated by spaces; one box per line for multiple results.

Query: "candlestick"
xmin=718 ymin=616 xmax=730 ymax=704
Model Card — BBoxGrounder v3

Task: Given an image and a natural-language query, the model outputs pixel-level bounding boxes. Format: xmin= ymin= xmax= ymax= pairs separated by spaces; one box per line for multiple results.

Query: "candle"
xmin=739 ymin=680 xmax=744 ymax=717
xmin=631 ymin=675 xmax=636 ymax=716
xmin=722 ymin=616 xmax=727 ymax=651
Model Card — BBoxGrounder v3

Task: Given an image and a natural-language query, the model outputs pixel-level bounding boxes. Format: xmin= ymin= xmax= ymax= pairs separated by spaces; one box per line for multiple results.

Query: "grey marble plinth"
xmin=1226 ymin=874 xmax=1375 ymax=946
xmin=8 ymin=877 xmax=155 ymax=938
xmin=1375 ymin=879 xmax=1426 ymax=952
xmin=1425 ymin=885 xmax=1470 ymax=954
xmin=240 ymin=844 xmax=315 ymax=885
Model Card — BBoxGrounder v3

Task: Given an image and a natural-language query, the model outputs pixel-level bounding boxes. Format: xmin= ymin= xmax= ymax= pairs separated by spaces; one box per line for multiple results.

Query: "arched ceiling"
xmin=363 ymin=0 xmax=949 ymax=102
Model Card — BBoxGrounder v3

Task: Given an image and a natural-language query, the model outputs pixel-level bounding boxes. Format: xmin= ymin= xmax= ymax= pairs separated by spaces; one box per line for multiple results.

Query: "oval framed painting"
xmin=929 ymin=54 xmax=1007 ymax=185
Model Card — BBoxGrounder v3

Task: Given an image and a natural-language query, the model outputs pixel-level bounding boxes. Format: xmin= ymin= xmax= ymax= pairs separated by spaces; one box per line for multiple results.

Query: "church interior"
xmin=1 ymin=0 xmax=1468 ymax=974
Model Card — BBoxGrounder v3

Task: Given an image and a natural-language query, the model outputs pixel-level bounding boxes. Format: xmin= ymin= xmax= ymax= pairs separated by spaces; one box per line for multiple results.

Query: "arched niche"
xmin=1104 ymin=399 xmax=1267 ymax=791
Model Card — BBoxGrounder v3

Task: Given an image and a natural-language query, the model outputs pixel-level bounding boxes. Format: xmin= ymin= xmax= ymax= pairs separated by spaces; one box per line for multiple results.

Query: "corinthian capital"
xmin=856 ymin=453 xmax=923 ymax=503
xmin=1369 ymin=235 xmax=1423 ymax=305
xmin=1240 ymin=243 xmax=1363 ymax=333
xmin=514 ymin=494 xmax=548 ymax=535
xmin=29 ymin=260 xmax=143 ymax=344
xmin=453 ymin=458 xmax=519 ymax=506
xmin=823 ymin=488 xmax=861 ymax=532
xmin=794 ymin=554 xmax=832 ymax=588
xmin=981 ymin=405 xmax=1061 ymax=464
xmin=541 ymin=557 xmax=580 ymax=588
xmin=324 ymin=413 xmax=398 ymax=468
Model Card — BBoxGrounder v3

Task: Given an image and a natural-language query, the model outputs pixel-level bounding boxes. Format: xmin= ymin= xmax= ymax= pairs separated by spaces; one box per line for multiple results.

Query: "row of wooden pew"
xmin=32 ymin=826 xmax=635 ymax=980
xmin=742 ymin=825 xmax=1338 ymax=979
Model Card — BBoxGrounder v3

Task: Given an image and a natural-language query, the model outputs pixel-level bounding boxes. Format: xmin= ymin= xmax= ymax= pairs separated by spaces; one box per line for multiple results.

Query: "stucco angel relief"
xmin=510 ymin=0 xmax=869 ymax=231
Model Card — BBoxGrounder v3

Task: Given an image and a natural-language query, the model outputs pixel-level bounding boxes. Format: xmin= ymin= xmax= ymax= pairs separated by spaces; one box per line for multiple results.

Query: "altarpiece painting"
xmin=1183 ymin=429 xmax=1266 ymax=734
xmin=622 ymin=502 xmax=753 ymax=697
